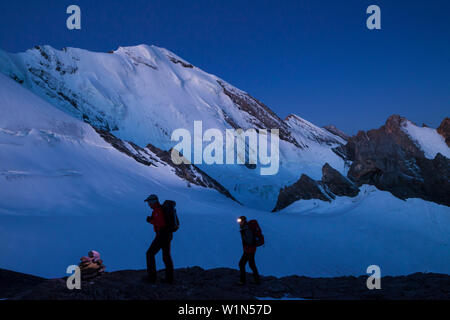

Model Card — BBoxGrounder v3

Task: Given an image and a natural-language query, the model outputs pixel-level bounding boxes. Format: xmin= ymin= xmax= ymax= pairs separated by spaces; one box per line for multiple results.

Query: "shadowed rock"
xmin=272 ymin=163 xmax=361 ymax=212
xmin=322 ymin=163 xmax=359 ymax=197
xmin=345 ymin=115 xmax=450 ymax=206
xmin=0 ymin=269 xmax=46 ymax=299
xmin=218 ymin=80 xmax=302 ymax=149
xmin=323 ymin=125 xmax=350 ymax=141
xmin=437 ymin=117 xmax=450 ymax=147
xmin=95 ymin=128 xmax=238 ymax=203
xmin=272 ymin=174 xmax=331 ymax=212
xmin=3 ymin=267 xmax=450 ymax=300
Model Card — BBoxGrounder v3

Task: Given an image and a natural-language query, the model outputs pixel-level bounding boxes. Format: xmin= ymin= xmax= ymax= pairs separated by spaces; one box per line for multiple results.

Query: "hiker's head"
xmin=144 ymin=194 xmax=159 ymax=208
xmin=237 ymin=216 xmax=247 ymax=227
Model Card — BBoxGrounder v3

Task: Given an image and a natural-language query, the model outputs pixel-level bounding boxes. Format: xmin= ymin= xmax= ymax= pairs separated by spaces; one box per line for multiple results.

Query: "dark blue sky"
xmin=1 ymin=0 xmax=449 ymax=134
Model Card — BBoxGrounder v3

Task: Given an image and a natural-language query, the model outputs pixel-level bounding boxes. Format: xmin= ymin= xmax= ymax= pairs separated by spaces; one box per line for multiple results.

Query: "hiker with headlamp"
xmin=237 ymin=216 xmax=263 ymax=285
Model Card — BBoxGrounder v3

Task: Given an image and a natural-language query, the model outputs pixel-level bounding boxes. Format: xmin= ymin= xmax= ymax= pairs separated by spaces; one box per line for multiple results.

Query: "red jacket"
xmin=149 ymin=205 xmax=166 ymax=233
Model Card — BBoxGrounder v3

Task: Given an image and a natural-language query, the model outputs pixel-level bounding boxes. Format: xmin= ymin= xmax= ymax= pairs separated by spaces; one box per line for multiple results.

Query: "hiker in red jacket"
xmin=144 ymin=194 xmax=174 ymax=284
xmin=237 ymin=216 xmax=261 ymax=285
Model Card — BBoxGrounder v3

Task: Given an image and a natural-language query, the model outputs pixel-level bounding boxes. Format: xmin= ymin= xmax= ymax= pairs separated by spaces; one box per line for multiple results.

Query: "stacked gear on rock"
xmin=78 ymin=250 xmax=106 ymax=280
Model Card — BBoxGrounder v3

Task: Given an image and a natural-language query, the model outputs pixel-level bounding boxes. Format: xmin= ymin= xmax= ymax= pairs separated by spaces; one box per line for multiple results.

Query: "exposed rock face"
xmin=95 ymin=128 xmax=161 ymax=167
xmin=345 ymin=115 xmax=450 ymax=206
xmin=322 ymin=163 xmax=359 ymax=197
xmin=272 ymin=174 xmax=331 ymax=212
xmin=146 ymin=144 xmax=239 ymax=203
xmin=218 ymin=81 xmax=302 ymax=149
xmin=4 ymin=267 xmax=450 ymax=300
xmin=323 ymin=125 xmax=350 ymax=141
xmin=285 ymin=115 xmax=345 ymax=147
xmin=95 ymin=128 xmax=238 ymax=203
xmin=168 ymin=56 xmax=194 ymax=68
xmin=437 ymin=117 xmax=450 ymax=147
xmin=414 ymin=153 xmax=450 ymax=206
xmin=274 ymin=115 xmax=450 ymax=210
xmin=272 ymin=163 xmax=360 ymax=212
xmin=291 ymin=175 xmax=330 ymax=201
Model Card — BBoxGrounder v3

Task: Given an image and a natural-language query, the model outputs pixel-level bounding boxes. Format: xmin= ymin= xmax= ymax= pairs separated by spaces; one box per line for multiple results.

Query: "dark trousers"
xmin=146 ymin=230 xmax=174 ymax=282
xmin=239 ymin=252 xmax=260 ymax=283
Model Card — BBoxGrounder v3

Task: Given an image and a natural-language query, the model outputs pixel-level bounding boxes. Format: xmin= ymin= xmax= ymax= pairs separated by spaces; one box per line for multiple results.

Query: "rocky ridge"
xmin=2 ymin=267 xmax=449 ymax=300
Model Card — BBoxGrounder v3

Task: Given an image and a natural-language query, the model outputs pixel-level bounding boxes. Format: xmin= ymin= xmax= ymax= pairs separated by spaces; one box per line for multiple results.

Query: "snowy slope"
xmin=0 ymin=44 xmax=289 ymax=148
xmin=1 ymin=74 xmax=449 ymax=279
xmin=285 ymin=114 xmax=346 ymax=147
xmin=0 ymin=45 xmax=346 ymax=209
xmin=402 ymin=120 xmax=450 ymax=159
xmin=0 ymin=72 xmax=229 ymax=216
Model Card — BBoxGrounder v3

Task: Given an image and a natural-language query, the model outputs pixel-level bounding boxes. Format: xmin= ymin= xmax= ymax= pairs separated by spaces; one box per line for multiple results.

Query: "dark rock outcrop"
xmin=218 ymin=80 xmax=302 ymax=149
xmin=272 ymin=174 xmax=331 ymax=212
xmin=146 ymin=144 xmax=239 ymax=203
xmin=414 ymin=153 xmax=450 ymax=206
xmin=168 ymin=56 xmax=194 ymax=68
xmin=95 ymin=128 xmax=161 ymax=167
xmin=273 ymin=163 xmax=360 ymax=212
xmin=95 ymin=128 xmax=238 ymax=203
xmin=322 ymin=163 xmax=359 ymax=197
xmin=437 ymin=117 xmax=450 ymax=147
xmin=3 ymin=267 xmax=450 ymax=300
xmin=345 ymin=115 xmax=450 ymax=206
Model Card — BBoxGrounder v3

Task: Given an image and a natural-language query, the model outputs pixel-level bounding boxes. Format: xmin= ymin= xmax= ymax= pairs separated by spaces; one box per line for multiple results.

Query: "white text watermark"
xmin=171 ymin=121 xmax=280 ymax=175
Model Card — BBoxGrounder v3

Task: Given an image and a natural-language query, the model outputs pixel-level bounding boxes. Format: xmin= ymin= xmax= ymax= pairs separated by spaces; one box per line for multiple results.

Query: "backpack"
xmin=248 ymin=219 xmax=264 ymax=247
xmin=162 ymin=200 xmax=180 ymax=232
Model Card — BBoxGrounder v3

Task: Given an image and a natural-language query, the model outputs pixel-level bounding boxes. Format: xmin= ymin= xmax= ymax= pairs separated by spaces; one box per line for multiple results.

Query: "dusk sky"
xmin=0 ymin=0 xmax=449 ymax=134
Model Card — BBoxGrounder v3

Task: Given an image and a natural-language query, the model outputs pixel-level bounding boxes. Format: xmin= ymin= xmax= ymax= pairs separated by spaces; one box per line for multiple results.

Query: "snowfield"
xmin=1 ymin=73 xmax=449 ymax=279
xmin=402 ymin=120 xmax=450 ymax=159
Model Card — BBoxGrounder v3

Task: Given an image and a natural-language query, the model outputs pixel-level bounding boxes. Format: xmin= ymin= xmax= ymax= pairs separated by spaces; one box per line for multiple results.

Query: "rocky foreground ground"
xmin=1 ymin=267 xmax=449 ymax=300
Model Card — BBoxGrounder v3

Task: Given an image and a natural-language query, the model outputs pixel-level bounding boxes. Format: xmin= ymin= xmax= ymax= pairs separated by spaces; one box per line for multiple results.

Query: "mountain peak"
xmin=113 ymin=44 xmax=194 ymax=69
xmin=323 ymin=125 xmax=349 ymax=141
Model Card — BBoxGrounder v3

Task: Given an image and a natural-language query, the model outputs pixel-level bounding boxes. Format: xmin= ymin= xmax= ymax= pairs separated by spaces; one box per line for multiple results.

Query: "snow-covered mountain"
xmin=0 ymin=44 xmax=301 ymax=148
xmin=0 ymin=44 xmax=346 ymax=209
xmin=0 ymin=72 xmax=234 ymax=216
xmin=1 ymin=52 xmax=450 ymax=280
xmin=285 ymin=114 xmax=346 ymax=147
xmin=342 ymin=115 xmax=450 ymax=206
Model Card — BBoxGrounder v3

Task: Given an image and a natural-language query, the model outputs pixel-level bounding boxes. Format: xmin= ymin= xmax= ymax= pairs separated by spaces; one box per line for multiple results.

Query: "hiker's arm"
xmin=146 ymin=215 xmax=153 ymax=223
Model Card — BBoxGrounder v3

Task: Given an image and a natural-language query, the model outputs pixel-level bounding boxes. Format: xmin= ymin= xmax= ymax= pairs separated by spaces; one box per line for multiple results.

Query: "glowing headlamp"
xmin=237 ymin=218 xmax=242 ymax=223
